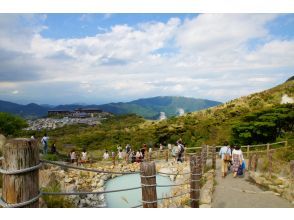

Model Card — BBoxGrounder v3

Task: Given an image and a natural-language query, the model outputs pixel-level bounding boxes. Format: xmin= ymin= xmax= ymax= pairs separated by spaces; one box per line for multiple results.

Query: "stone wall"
xmin=249 ymin=171 xmax=294 ymax=204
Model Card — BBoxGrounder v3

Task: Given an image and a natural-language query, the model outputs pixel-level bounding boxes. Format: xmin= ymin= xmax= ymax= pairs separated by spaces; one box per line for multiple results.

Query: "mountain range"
xmin=0 ymin=96 xmax=222 ymax=119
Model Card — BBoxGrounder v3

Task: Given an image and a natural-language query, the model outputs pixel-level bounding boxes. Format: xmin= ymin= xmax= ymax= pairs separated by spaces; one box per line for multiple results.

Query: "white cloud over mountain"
xmin=0 ymin=14 xmax=293 ymax=104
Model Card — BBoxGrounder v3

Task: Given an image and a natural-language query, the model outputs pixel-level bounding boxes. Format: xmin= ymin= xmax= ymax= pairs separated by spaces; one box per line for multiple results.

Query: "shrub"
xmin=42 ymin=154 xmax=58 ymax=161
xmin=42 ymin=181 xmax=74 ymax=208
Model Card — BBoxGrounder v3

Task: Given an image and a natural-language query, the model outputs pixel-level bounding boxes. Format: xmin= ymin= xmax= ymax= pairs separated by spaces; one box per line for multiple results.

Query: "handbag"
xmin=223 ymin=148 xmax=231 ymax=161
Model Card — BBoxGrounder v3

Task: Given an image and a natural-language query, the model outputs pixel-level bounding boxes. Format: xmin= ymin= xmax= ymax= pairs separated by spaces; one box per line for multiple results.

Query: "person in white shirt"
xmin=41 ymin=134 xmax=49 ymax=155
xmin=219 ymin=142 xmax=232 ymax=178
xmin=70 ymin=150 xmax=76 ymax=163
xmin=81 ymin=149 xmax=87 ymax=163
xmin=103 ymin=150 xmax=109 ymax=160
xmin=118 ymin=150 xmax=123 ymax=160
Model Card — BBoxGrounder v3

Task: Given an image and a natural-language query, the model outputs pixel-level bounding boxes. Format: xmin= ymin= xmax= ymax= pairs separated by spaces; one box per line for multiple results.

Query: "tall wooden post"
xmin=254 ymin=154 xmax=258 ymax=172
xmin=268 ymin=150 xmax=273 ymax=179
xmin=190 ymin=154 xmax=201 ymax=208
xmin=247 ymin=145 xmax=250 ymax=159
xmin=112 ymin=154 xmax=116 ymax=166
xmin=267 ymin=143 xmax=270 ymax=156
xmin=212 ymin=145 xmax=216 ymax=170
xmin=2 ymin=138 xmax=40 ymax=208
xmin=165 ymin=150 xmax=168 ymax=162
xmin=248 ymin=154 xmax=253 ymax=171
xmin=140 ymin=162 xmax=157 ymax=208
xmin=290 ymin=160 xmax=294 ymax=181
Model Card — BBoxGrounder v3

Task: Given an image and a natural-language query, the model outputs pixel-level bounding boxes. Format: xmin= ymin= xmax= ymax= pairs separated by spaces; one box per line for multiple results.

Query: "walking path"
xmin=212 ymin=159 xmax=293 ymax=208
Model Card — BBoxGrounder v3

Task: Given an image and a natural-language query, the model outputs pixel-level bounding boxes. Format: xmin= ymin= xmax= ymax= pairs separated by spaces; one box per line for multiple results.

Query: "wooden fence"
xmin=0 ymin=138 xmax=217 ymax=208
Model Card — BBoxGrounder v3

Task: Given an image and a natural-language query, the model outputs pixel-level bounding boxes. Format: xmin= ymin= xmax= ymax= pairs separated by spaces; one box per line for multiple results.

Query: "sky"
xmin=0 ymin=13 xmax=293 ymax=105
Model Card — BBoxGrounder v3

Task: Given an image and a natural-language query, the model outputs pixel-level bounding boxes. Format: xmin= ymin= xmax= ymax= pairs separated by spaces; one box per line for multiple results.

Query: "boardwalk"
xmin=212 ymin=159 xmax=293 ymax=208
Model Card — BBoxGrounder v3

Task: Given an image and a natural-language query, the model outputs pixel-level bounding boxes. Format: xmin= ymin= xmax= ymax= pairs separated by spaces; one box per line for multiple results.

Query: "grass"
xmin=41 ymin=181 xmax=75 ymax=208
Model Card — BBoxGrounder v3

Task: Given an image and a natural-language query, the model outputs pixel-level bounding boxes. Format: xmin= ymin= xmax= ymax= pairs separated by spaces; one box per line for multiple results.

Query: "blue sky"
xmin=0 ymin=13 xmax=293 ymax=105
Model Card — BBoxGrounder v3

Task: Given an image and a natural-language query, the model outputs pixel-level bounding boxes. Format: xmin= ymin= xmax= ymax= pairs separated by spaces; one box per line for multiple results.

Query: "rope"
xmin=157 ymin=191 xmax=190 ymax=201
xmin=157 ymin=171 xmax=191 ymax=175
xmin=41 ymin=159 xmax=140 ymax=174
xmin=42 ymin=186 xmax=142 ymax=196
xmin=141 ymin=200 xmax=157 ymax=204
xmin=140 ymin=174 xmax=156 ymax=178
xmin=141 ymin=184 xmax=157 ymax=187
xmin=0 ymin=163 xmax=42 ymax=175
xmin=157 ymin=182 xmax=189 ymax=187
xmin=0 ymin=192 xmax=42 ymax=208
xmin=131 ymin=204 xmax=143 ymax=208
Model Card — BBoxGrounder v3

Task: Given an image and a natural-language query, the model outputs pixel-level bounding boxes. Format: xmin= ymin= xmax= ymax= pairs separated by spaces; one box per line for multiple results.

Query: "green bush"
xmin=42 ymin=154 xmax=58 ymax=161
xmin=0 ymin=112 xmax=27 ymax=136
xmin=42 ymin=182 xmax=74 ymax=208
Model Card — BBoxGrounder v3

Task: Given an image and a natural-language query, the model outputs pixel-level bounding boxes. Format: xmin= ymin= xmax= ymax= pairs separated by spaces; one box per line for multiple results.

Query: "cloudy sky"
xmin=0 ymin=13 xmax=293 ymax=105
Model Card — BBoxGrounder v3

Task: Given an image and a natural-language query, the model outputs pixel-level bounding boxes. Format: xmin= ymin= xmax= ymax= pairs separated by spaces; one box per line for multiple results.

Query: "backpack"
xmin=179 ymin=144 xmax=185 ymax=154
xmin=237 ymin=165 xmax=243 ymax=176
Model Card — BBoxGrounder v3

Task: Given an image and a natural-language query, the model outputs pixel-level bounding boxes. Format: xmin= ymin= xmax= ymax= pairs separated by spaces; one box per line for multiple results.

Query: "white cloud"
xmin=12 ymin=90 xmax=19 ymax=94
xmin=0 ymin=14 xmax=293 ymax=104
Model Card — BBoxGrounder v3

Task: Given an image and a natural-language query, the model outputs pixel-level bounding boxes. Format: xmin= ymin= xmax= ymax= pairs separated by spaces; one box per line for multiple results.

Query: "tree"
xmin=231 ymin=104 xmax=294 ymax=145
xmin=0 ymin=112 xmax=27 ymax=136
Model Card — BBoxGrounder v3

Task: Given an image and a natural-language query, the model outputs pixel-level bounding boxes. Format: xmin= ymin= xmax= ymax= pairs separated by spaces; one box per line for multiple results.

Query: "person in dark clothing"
xmin=50 ymin=143 xmax=57 ymax=154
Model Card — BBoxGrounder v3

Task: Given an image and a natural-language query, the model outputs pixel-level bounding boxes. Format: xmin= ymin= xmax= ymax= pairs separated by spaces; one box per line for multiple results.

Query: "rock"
xmin=97 ymin=179 xmax=105 ymax=187
xmin=200 ymin=189 xmax=212 ymax=204
xmin=64 ymin=178 xmax=74 ymax=183
xmin=158 ymin=168 xmax=172 ymax=176
xmin=170 ymin=175 xmax=176 ymax=181
xmin=200 ymin=204 xmax=211 ymax=208
xmin=273 ymin=179 xmax=284 ymax=186
xmin=65 ymin=184 xmax=77 ymax=192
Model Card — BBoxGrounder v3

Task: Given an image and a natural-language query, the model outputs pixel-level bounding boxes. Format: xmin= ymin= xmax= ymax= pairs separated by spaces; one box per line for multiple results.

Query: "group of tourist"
xmin=102 ymin=140 xmax=186 ymax=163
xmin=69 ymin=148 xmax=88 ymax=164
xmin=219 ymin=142 xmax=246 ymax=178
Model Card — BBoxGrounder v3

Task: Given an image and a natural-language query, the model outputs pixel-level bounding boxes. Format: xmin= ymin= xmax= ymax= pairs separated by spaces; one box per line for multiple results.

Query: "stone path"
xmin=212 ymin=159 xmax=293 ymax=208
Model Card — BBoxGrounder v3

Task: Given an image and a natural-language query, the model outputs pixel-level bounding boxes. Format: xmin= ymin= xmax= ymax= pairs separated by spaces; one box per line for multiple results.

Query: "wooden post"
xmin=285 ymin=140 xmax=288 ymax=148
xmin=267 ymin=143 xmax=270 ymax=156
xmin=165 ymin=150 xmax=168 ymax=162
xmin=212 ymin=145 xmax=216 ymax=170
xmin=268 ymin=150 xmax=273 ymax=179
xmin=2 ymin=138 xmax=39 ymax=208
xmin=290 ymin=160 xmax=294 ymax=180
xmin=190 ymin=154 xmax=201 ymax=208
xmin=254 ymin=154 xmax=258 ymax=172
xmin=140 ymin=162 xmax=157 ymax=208
xmin=248 ymin=154 xmax=253 ymax=171
xmin=247 ymin=145 xmax=250 ymax=159
xmin=112 ymin=154 xmax=116 ymax=166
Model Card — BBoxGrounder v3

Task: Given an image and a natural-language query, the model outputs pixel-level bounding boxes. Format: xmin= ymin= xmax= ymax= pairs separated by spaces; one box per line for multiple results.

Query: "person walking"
xmin=177 ymin=139 xmax=185 ymax=163
xmin=219 ymin=142 xmax=231 ymax=178
xmin=41 ymin=133 xmax=49 ymax=155
xmin=232 ymin=145 xmax=244 ymax=177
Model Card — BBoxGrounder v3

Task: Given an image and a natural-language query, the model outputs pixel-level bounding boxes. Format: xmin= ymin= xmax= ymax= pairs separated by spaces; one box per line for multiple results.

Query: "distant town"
xmin=25 ymin=108 xmax=112 ymax=130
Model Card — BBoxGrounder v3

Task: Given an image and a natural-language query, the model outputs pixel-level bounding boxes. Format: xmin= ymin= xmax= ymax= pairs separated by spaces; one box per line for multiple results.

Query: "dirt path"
xmin=212 ymin=159 xmax=293 ymax=208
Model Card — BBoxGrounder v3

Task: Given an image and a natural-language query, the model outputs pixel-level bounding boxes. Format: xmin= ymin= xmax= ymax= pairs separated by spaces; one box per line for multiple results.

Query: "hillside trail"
xmin=211 ymin=159 xmax=293 ymax=208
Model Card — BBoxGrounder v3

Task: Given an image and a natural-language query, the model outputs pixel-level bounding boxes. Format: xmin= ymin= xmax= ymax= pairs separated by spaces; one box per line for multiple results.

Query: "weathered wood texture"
xmin=190 ymin=155 xmax=201 ymax=208
xmin=254 ymin=154 xmax=258 ymax=172
xmin=3 ymin=138 xmax=39 ymax=208
xmin=268 ymin=150 xmax=273 ymax=178
xmin=140 ymin=162 xmax=157 ymax=208
xmin=212 ymin=146 xmax=216 ymax=170
xmin=290 ymin=160 xmax=294 ymax=180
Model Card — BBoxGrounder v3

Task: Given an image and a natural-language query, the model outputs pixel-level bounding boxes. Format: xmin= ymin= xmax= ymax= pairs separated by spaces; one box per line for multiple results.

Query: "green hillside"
xmin=22 ymin=78 xmax=294 ymax=154
xmin=0 ymin=96 xmax=221 ymax=119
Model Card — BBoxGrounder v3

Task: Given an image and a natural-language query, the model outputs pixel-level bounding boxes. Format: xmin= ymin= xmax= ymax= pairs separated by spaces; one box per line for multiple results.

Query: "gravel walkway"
xmin=212 ymin=159 xmax=293 ymax=208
